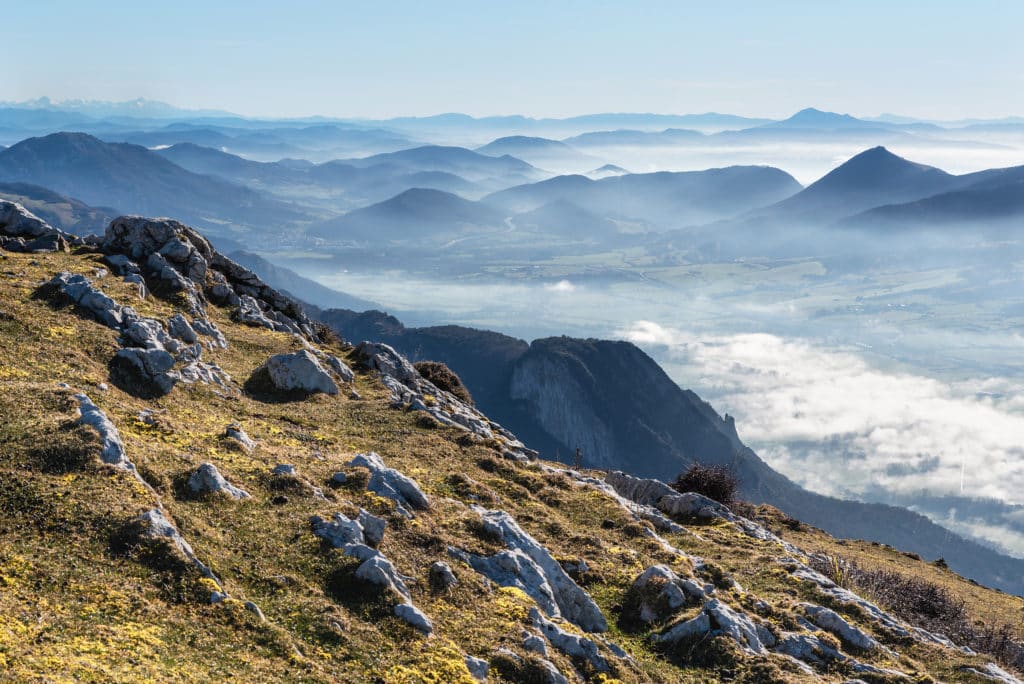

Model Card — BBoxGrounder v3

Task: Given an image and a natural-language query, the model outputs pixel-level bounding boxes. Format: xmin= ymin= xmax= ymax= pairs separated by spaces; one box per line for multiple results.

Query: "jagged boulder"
xmin=343 ymin=451 xmax=430 ymax=517
xmin=429 ymin=561 xmax=458 ymax=593
xmin=529 ymin=607 xmax=610 ymax=672
xmin=0 ymin=201 xmax=73 ymax=252
xmin=801 ymin=603 xmax=878 ymax=651
xmin=257 ymin=350 xmax=339 ymax=396
xmin=623 ymin=565 xmax=705 ymax=626
xmin=188 ymin=463 xmax=251 ymax=500
xmin=456 ymin=506 xmax=607 ymax=633
xmin=224 ymin=423 xmax=255 ymax=452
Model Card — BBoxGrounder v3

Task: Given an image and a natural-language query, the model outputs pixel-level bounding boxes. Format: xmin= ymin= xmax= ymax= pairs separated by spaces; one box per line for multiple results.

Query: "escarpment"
xmin=1 ymin=203 xmax=1022 ymax=682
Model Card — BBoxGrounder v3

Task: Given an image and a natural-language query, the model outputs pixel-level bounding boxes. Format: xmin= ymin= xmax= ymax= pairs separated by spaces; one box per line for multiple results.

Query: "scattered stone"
xmin=258 ymin=350 xmax=339 ymax=395
xmin=136 ymin=508 xmax=222 ymax=593
xmin=273 ymin=464 xmax=297 ymax=476
xmin=74 ymin=393 xmax=130 ymax=469
xmin=522 ymin=631 xmax=548 ymax=656
xmin=348 ymin=389 xmax=362 ymax=400
xmin=224 ymin=423 xmax=256 ymax=451
xmin=529 ymin=607 xmax=609 ymax=672
xmin=467 ymin=506 xmax=607 ymax=633
xmin=96 ymin=383 xmax=109 ymax=391
xmin=626 ymin=565 xmax=704 ymax=624
xmin=188 ymin=463 xmax=251 ymax=500
xmin=167 ymin=313 xmax=198 ymax=344
xmin=801 ymin=603 xmax=878 ymax=651
xmin=344 ymin=451 xmax=430 ymax=517
xmin=394 ymin=603 xmax=433 ymax=634
xmin=464 ymin=655 xmax=489 ymax=681
xmin=429 ymin=561 xmax=459 ymax=593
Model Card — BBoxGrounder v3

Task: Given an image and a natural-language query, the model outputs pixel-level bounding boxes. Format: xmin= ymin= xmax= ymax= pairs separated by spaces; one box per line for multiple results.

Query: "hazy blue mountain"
xmin=565 ymin=128 xmax=706 ymax=147
xmin=227 ymin=250 xmax=381 ymax=311
xmin=586 ymin=163 xmax=629 ymax=179
xmin=157 ymin=143 xmax=482 ymax=208
xmin=842 ymin=179 xmax=1024 ymax=229
xmin=510 ymin=199 xmax=624 ymax=241
xmin=475 ymin=135 xmax=598 ymax=171
xmin=749 ymin=146 xmax=961 ymax=224
xmin=758 ymin=107 xmax=881 ymax=130
xmin=0 ymin=181 xmax=117 ymax=234
xmin=0 ymin=132 xmax=311 ymax=236
xmin=309 ymin=188 xmax=506 ymax=243
xmin=335 ymin=145 xmax=543 ymax=185
xmin=476 ymin=135 xmax=574 ymax=156
xmin=485 ymin=166 xmax=802 ymax=228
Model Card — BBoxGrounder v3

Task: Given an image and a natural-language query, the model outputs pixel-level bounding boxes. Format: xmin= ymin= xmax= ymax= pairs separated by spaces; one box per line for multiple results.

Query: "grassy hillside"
xmin=0 ymin=235 xmax=1021 ymax=682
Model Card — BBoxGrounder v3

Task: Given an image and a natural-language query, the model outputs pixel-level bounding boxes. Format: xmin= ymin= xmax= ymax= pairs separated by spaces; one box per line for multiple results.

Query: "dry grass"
xmin=0 ymin=246 xmax=1019 ymax=682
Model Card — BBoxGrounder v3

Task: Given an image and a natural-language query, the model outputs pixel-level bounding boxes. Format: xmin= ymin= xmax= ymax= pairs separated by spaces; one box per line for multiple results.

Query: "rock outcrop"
xmin=188 ymin=463 xmax=251 ymax=500
xmin=256 ymin=350 xmax=341 ymax=396
xmin=454 ymin=506 xmax=607 ymax=633
xmin=342 ymin=451 xmax=430 ymax=518
xmin=356 ymin=342 xmax=536 ymax=461
xmin=0 ymin=201 xmax=74 ymax=253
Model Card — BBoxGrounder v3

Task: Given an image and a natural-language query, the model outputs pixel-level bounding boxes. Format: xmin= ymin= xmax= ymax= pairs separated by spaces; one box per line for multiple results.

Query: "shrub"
xmin=671 ymin=463 xmax=739 ymax=506
xmin=809 ymin=553 xmax=1024 ymax=670
xmin=413 ymin=361 xmax=473 ymax=405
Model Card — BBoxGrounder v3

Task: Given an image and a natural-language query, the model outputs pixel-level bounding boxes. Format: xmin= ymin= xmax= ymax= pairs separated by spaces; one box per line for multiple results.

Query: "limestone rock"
xmin=429 ymin=561 xmax=458 ymax=593
xmin=626 ymin=565 xmax=704 ymax=624
xmin=188 ymin=463 xmax=251 ymax=500
xmin=464 ymin=655 xmax=489 ymax=681
xmin=801 ymin=603 xmax=878 ymax=651
xmin=529 ymin=607 xmax=609 ymax=672
xmin=224 ymin=423 xmax=255 ymax=452
xmin=259 ymin=350 xmax=338 ymax=395
xmin=74 ymin=393 xmax=129 ymax=469
xmin=477 ymin=507 xmax=607 ymax=632
xmin=394 ymin=603 xmax=433 ymax=634
xmin=344 ymin=451 xmax=429 ymax=517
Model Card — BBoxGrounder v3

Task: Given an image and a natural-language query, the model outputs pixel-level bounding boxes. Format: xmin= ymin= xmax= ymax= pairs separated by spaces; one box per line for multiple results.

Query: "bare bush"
xmin=671 ymin=463 xmax=739 ymax=506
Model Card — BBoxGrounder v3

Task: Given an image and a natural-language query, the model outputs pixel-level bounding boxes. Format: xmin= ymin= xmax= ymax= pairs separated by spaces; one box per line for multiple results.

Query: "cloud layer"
xmin=620 ymin=321 xmax=1024 ymax=507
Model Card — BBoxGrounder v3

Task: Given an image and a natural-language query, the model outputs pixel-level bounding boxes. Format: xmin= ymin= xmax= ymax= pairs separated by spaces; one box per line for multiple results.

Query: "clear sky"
xmin=3 ymin=1 xmax=1022 ymax=120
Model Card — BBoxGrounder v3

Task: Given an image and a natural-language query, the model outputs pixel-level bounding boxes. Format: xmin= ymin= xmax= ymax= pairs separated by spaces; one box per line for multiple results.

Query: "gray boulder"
xmin=188 ymin=463 xmax=251 ymax=500
xmin=259 ymin=350 xmax=338 ymax=395
xmin=344 ymin=451 xmax=430 ymax=517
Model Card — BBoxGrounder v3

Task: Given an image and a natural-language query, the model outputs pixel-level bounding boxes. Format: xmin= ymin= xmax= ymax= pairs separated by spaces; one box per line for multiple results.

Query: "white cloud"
xmin=544 ymin=279 xmax=577 ymax=293
xmin=618 ymin=321 xmax=1024 ymax=509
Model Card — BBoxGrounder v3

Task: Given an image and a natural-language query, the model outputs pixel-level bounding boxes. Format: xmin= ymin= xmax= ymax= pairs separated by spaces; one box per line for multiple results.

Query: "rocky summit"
xmin=1 ymin=201 xmax=1022 ymax=682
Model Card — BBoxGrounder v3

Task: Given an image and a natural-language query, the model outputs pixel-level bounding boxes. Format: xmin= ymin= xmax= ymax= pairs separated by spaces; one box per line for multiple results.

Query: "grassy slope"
xmin=0 ymin=245 xmax=1018 ymax=683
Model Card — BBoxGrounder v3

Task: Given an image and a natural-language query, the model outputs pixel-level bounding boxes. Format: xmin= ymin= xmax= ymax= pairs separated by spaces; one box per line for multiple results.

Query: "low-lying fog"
xmin=300 ymin=225 xmax=1024 ymax=557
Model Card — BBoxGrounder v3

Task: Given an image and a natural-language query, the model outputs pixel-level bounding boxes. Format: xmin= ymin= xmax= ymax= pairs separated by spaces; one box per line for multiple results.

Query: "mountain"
xmin=587 ymin=164 xmax=629 ymax=179
xmin=749 ymin=146 xmax=962 ymax=224
xmin=157 ymin=143 xmax=482 ymax=209
xmin=476 ymin=135 xmax=575 ymax=157
xmin=564 ymin=128 xmax=705 ymax=147
xmin=475 ymin=136 xmax=598 ymax=172
xmin=2 ymin=205 xmax=1022 ymax=681
xmin=309 ymin=188 xmax=506 ymax=243
xmin=335 ymin=145 xmax=544 ymax=186
xmin=320 ymin=312 xmax=1024 ymax=597
xmin=842 ymin=178 xmax=1024 ymax=229
xmin=0 ymin=181 xmax=116 ymax=234
xmin=486 ymin=166 xmax=803 ymax=228
xmin=510 ymin=199 xmax=625 ymax=241
xmin=0 ymin=132 xmax=312 ymax=238
xmin=758 ymin=107 xmax=880 ymax=130
xmin=227 ymin=250 xmax=382 ymax=311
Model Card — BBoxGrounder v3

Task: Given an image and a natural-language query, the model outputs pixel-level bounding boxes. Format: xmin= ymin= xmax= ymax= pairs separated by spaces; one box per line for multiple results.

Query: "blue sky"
xmin=4 ymin=1 xmax=1022 ymax=119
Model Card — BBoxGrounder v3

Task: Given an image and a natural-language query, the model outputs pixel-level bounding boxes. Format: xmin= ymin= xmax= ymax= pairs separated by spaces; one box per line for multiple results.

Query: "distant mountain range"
xmin=0 ymin=132 xmax=313 ymax=239
xmin=485 ymin=166 xmax=803 ymax=228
